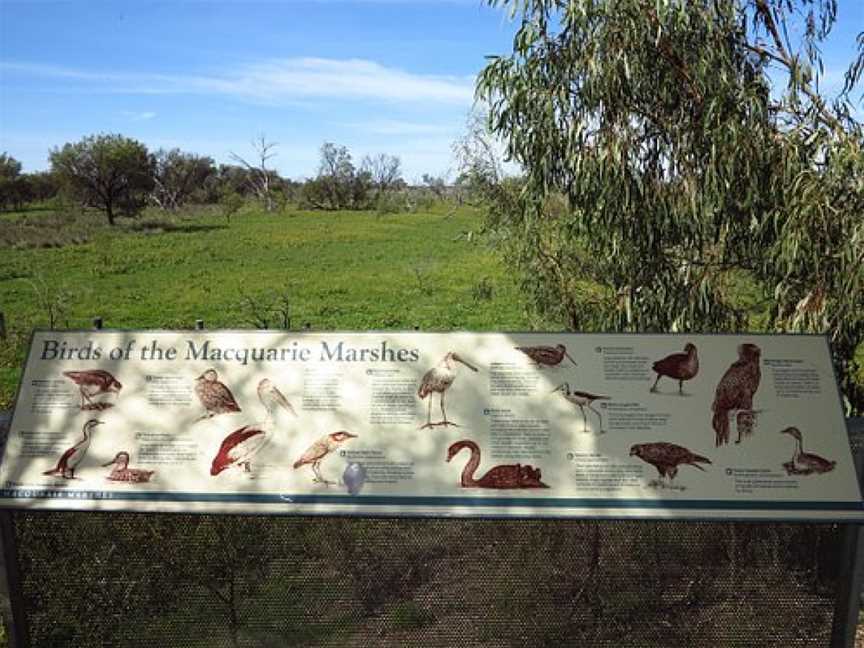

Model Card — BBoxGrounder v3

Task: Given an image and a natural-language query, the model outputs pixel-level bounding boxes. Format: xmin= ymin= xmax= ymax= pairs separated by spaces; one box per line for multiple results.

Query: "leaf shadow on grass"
xmin=125 ymin=222 xmax=229 ymax=235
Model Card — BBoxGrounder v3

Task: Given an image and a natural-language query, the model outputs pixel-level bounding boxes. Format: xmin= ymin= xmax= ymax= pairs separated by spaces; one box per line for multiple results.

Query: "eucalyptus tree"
xmin=475 ymin=0 xmax=864 ymax=411
xmin=150 ymin=149 xmax=215 ymax=211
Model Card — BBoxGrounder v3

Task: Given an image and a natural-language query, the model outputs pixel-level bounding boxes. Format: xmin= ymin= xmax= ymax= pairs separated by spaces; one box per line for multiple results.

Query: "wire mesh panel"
xmin=10 ymin=512 xmax=845 ymax=647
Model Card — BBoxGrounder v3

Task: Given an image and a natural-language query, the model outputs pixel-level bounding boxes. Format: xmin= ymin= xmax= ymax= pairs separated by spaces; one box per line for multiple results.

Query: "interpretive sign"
xmin=0 ymin=330 xmax=861 ymax=520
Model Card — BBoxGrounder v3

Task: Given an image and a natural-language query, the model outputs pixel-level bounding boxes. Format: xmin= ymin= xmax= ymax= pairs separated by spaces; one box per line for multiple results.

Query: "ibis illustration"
xmin=43 ymin=419 xmax=103 ymax=479
xmin=63 ymin=370 xmax=122 ymax=410
xmin=417 ymin=352 xmax=479 ymax=429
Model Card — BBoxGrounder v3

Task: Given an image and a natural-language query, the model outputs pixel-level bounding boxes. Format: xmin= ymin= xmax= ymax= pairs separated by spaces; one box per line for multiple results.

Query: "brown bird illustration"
xmin=780 ymin=426 xmax=836 ymax=476
xmin=103 ymin=452 xmax=155 ymax=483
xmin=43 ymin=419 xmax=103 ymax=479
xmin=63 ymin=370 xmax=122 ymax=410
xmin=711 ymin=343 xmax=761 ymax=446
xmin=194 ymin=368 xmax=241 ymax=421
xmin=515 ymin=344 xmax=578 ymax=369
xmin=630 ymin=442 xmax=711 ymax=489
xmin=447 ymin=440 xmax=548 ymax=488
xmin=552 ymin=382 xmax=609 ymax=433
xmin=417 ymin=352 xmax=479 ymax=429
xmin=293 ymin=431 xmax=357 ymax=485
xmin=650 ymin=343 xmax=698 ymax=395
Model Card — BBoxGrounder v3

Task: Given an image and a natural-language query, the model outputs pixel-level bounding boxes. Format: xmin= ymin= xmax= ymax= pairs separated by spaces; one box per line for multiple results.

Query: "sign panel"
xmin=0 ymin=330 xmax=861 ymax=520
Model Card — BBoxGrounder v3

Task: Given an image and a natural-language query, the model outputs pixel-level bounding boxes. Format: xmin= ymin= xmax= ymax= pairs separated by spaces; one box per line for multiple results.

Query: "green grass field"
xmin=0 ymin=204 xmax=533 ymax=410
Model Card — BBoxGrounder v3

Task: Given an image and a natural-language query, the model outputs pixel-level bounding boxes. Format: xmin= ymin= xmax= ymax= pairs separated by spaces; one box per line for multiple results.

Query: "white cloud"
xmin=121 ymin=111 xmax=157 ymax=121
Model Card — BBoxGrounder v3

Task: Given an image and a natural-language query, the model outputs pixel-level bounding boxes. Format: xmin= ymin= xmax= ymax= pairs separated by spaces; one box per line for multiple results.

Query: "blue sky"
xmin=1 ymin=0 xmax=861 ymax=180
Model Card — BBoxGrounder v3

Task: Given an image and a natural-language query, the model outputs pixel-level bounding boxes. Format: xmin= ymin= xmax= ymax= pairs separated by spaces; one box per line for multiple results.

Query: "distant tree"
xmin=0 ymin=152 xmax=23 ymax=211
xmin=230 ymin=135 xmax=278 ymax=212
xmin=303 ymin=143 xmax=372 ymax=210
xmin=421 ymin=173 xmax=447 ymax=200
xmin=49 ymin=134 xmax=153 ymax=225
xmin=25 ymin=171 xmax=60 ymax=203
xmin=361 ymin=153 xmax=403 ymax=200
xmin=150 ymin=149 xmax=215 ymax=211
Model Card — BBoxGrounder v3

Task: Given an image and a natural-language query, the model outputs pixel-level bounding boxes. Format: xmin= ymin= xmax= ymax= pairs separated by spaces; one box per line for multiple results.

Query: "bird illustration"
xmin=711 ymin=343 xmax=762 ymax=446
xmin=650 ymin=343 xmax=699 ymax=395
xmin=515 ymin=344 xmax=578 ymax=369
xmin=195 ymin=368 xmax=242 ymax=422
xmin=43 ymin=419 xmax=103 ymax=479
xmin=447 ymin=440 xmax=548 ymax=488
xmin=63 ymin=370 xmax=122 ymax=411
xmin=552 ymin=382 xmax=610 ymax=433
xmin=780 ymin=427 xmax=836 ymax=476
xmin=103 ymin=452 xmax=155 ymax=483
xmin=343 ymin=462 xmax=368 ymax=495
xmin=417 ymin=352 xmax=479 ymax=429
xmin=293 ymin=431 xmax=357 ymax=485
xmin=630 ymin=442 xmax=711 ymax=490
xmin=210 ymin=379 xmax=297 ymax=476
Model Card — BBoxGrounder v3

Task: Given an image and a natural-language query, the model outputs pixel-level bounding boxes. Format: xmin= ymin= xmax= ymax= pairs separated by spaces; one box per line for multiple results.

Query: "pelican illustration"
xmin=210 ymin=379 xmax=297 ymax=476
xmin=417 ymin=352 xmax=479 ymax=429
xmin=43 ymin=419 xmax=103 ymax=479
xmin=195 ymin=368 xmax=242 ymax=421
xmin=293 ymin=431 xmax=357 ymax=485
xmin=552 ymin=383 xmax=610 ymax=433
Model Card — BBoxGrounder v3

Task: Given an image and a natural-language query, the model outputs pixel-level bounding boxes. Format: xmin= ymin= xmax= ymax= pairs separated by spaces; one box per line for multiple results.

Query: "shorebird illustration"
xmin=210 ymin=379 xmax=297 ymax=476
xmin=552 ymin=382 xmax=609 ymax=433
xmin=417 ymin=352 xmax=479 ymax=429
xmin=293 ymin=431 xmax=357 ymax=485
xmin=103 ymin=452 xmax=155 ymax=483
xmin=43 ymin=419 xmax=103 ymax=479
xmin=515 ymin=344 xmax=578 ymax=369
xmin=780 ymin=427 xmax=836 ymax=475
xmin=650 ymin=343 xmax=699 ymax=395
xmin=63 ymin=370 xmax=122 ymax=410
xmin=195 ymin=369 xmax=242 ymax=421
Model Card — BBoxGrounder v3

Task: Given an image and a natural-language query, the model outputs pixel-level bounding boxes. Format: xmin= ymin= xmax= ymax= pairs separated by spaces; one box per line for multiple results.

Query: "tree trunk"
xmin=105 ymin=201 xmax=115 ymax=226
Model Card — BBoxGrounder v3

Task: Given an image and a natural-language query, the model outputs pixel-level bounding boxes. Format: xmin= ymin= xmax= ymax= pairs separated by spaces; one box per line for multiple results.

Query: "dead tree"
xmin=230 ymin=135 xmax=278 ymax=212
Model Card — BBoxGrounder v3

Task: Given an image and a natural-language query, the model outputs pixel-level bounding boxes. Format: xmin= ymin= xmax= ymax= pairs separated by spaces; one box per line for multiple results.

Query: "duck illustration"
xmin=210 ymin=379 xmax=296 ymax=476
xmin=43 ymin=419 xmax=103 ymax=479
xmin=293 ymin=431 xmax=357 ymax=485
xmin=447 ymin=440 xmax=548 ymax=488
xmin=650 ymin=343 xmax=698 ymax=395
xmin=103 ymin=452 xmax=155 ymax=483
xmin=552 ymin=382 xmax=609 ymax=433
xmin=63 ymin=370 xmax=122 ymax=410
xmin=195 ymin=368 xmax=242 ymax=421
xmin=417 ymin=352 xmax=479 ymax=429
xmin=515 ymin=344 xmax=578 ymax=369
xmin=780 ymin=426 xmax=836 ymax=475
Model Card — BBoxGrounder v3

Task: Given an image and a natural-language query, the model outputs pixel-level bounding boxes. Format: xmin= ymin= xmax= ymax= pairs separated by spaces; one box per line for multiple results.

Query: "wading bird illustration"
xmin=417 ymin=352 xmax=479 ymax=429
xmin=447 ymin=440 xmax=548 ymax=488
xmin=552 ymin=382 xmax=609 ymax=433
xmin=650 ymin=343 xmax=699 ymax=395
xmin=103 ymin=451 xmax=155 ymax=483
xmin=63 ymin=370 xmax=122 ymax=411
xmin=515 ymin=344 xmax=578 ymax=369
xmin=210 ymin=379 xmax=297 ymax=476
xmin=780 ymin=426 xmax=836 ymax=476
xmin=195 ymin=368 xmax=242 ymax=421
xmin=43 ymin=419 xmax=103 ymax=479
xmin=293 ymin=431 xmax=357 ymax=485
xmin=629 ymin=442 xmax=711 ymax=490
xmin=712 ymin=343 xmax=761 ymax=446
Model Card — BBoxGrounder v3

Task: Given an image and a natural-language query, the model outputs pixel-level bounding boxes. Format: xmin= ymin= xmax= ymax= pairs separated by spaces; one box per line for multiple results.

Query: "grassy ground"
xmin=0 ymin=203 xmax=532 ymax=409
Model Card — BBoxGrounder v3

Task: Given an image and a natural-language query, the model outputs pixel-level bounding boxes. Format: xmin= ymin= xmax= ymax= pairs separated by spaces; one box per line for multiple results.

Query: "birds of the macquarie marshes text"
xmin=447 ymin=440 xmax=548 ymax=489
xmin=552 ymin=382 xmax=610 ymax=433
xmin=515 ymin=344 xmax=578 ymax=369
xmin=712 ymin=343 xmax=762 ymax=446
xmin=43 ymin=419 xmax=103 ymax=479
xmin=650 ymin=343 xmax=699 ymax=395
xmin=194 ymin=368 xmax=242 ymax=422
xmin=629 ymin=442 xmax=711 ymax=490
xmin=103 ymin=451 xmax=155 ymax=483
xmin=63 ymin=370 xmax=122 ymax=411
xmin=780 ymin=426 xmax=836 ymax=476
xmin=417 ymin=352 xmax=479 ymax=429
xmin=210 ymin=379 xmax=297 ymax=476
xmin=293 ymin=431 xmax=357 ymax=485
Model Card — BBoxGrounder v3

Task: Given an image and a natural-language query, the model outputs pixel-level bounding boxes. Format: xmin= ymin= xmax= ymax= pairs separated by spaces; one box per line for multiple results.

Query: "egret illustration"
xmin=63 ymin=370 xmax=122 ymax=410
xmin=650 ymin=343 xmax=699 ymax=395
xmin=780 ymin=426 xmax=836 ymax=475
xmin=515 ymin=344 xmax=578 ymax=369
xmin=43 ymin=419 xmax=103 ymax=479
xmin=195 ymin=368 xmax=242 ymax=422
xmin=293 ymin=431 xmax=357 ymax=485
xmin=417 ymin=351 xmax=479 ymax=429
xmin=103 ymin=452 xmax=155 ymax=483
xmin=629 ymin=442 xmax=711 ymax=490
xmin=210 ymin=379 xmax=297 ymax=476
xmin=552 ymin=383 xmax=609 ymax=433
xmin=447 ymin=440 xmax=548 ymax=488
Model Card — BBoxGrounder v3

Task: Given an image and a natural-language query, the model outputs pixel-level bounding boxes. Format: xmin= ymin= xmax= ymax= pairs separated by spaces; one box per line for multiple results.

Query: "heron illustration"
xmin=417 ymin=352 xmax=479 ymax=429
